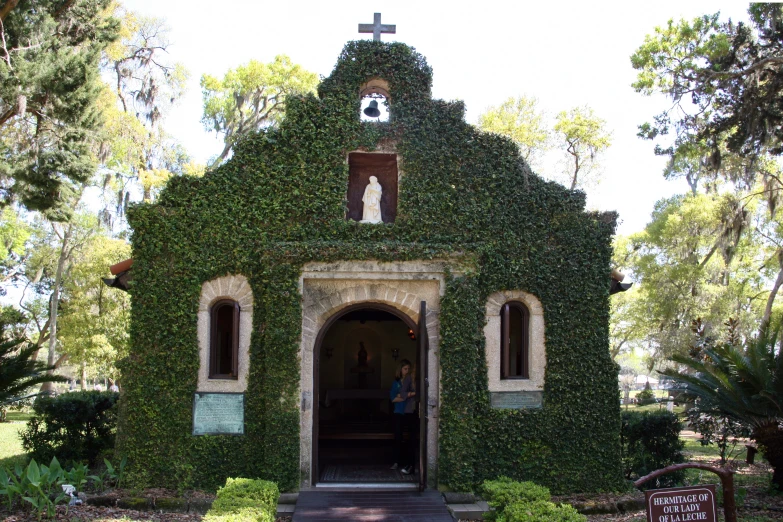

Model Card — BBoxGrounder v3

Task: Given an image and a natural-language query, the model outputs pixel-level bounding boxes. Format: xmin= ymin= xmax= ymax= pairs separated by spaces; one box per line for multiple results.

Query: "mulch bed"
xmin=1 ymin=506 xmax=294 ymax=521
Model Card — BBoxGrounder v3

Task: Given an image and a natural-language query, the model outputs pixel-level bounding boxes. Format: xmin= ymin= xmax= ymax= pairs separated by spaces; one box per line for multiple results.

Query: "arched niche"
xmin=360 ymin=78 xmax=391 ymax=122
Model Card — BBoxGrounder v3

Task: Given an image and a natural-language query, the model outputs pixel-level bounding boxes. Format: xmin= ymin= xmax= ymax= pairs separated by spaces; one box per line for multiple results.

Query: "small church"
xmin=112 ymin=16 xmax=624 ymax=494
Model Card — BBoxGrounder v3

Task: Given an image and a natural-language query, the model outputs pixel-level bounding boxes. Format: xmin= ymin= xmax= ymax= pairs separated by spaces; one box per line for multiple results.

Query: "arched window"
xmin=210 ymin=299 xmax=240 ymax=379
xmin=501 ymin=302 xmax=529 ymax=379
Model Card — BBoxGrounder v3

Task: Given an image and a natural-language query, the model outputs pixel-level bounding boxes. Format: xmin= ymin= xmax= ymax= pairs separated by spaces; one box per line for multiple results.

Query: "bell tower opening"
xmin=316 ymin=306 xmax=419 ymax=483
xmin=359 ymin=78 xmax=391 ymax=122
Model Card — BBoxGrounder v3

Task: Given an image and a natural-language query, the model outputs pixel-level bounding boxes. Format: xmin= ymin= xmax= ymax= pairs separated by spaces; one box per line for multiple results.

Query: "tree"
xmin=633 ymin=6 xmax=783 ymax=338
xmin=98 ymin=7 xmax=191 ymax=228
xmin=58 ymin=235 xmax=130 ymax=385
xmin=0 ymin=205 xmax=30 ymax=288
xmin=661 ymin=329 xmax=783 ymax=489
xmin=0 ymin=338 xmax=66 ymax=406
xmin=553 ymin=106 xmax=612 ymax=190
xmin=0 ymin=0 xmax=119 ymax=217
xmin=200 ymin=55 xmax=319 ymax=167
xmin=103 ymin=9 xmax=188 ymax=127
xmin=478 ymin=96 xmax=549 ymax=168
xmin=632 ymin=5 xmax=783 ymax=160
xmin=23 ymin=212 xmax=101 ymax=392
xmin=614 ymin=192 xmax=770 ymax=361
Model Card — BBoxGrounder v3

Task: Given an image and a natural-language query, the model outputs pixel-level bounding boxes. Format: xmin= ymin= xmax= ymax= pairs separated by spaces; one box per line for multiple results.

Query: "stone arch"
xmin=197 ymin=275 xmax=253 ymax=393
xmin=300 ymin=283 xmax=439 ymax=357
xmin=484 ymin=289 xmax=546 ymax=393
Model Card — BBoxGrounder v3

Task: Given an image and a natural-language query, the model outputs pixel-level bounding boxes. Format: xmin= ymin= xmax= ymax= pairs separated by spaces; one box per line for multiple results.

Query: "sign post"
xmin=645 ymin=484 xmax=717 ymax=522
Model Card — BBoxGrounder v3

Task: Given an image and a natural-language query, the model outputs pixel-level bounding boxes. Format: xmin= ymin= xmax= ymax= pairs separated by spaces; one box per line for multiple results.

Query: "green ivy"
xmin=117 ymin=40 xmax=623 ymax=493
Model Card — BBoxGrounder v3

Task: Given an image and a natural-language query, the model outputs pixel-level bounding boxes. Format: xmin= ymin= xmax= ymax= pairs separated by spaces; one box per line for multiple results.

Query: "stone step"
xmin=446 ymin=501 xmax=489 ymax=520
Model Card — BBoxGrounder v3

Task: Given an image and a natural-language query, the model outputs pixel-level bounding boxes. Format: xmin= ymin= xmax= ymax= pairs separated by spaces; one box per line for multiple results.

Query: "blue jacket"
xmin=390 ymin=379 xmax=405 ymax=414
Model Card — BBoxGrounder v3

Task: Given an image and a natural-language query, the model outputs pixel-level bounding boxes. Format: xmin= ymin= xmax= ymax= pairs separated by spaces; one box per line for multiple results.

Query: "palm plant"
xmin=0 ymin=338 xmax=67 ymax=407
xmin=661 ymin=328 xmax=783 ymax=489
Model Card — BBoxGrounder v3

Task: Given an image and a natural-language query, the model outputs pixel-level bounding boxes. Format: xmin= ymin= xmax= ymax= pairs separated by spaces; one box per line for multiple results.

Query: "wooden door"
xmin=417 ymin=301 xmax=429 ymax=491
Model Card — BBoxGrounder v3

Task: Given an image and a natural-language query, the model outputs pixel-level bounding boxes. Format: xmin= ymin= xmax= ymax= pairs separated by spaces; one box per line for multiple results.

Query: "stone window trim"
xmin=197 ymin=275 xmax=253 ymax=393
xmin=485 ymin=290 xmax=545 ymax=393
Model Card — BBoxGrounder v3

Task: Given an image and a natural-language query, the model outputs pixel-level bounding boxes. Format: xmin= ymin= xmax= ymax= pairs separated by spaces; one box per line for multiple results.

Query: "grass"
xmin=681 ymin=437 xmax=772 ymax=488
xmin=622 ymin=402 xmax=687 ymax=415
xmin=0 ymin=419 xmax=27 ymax=469
xmin=6 ymin=411 xmax=32 ymax=422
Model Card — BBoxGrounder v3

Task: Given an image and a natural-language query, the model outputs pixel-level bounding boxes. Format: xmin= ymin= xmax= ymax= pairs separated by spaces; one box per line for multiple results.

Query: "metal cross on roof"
xmin=358 ymin=13 xmax=396 ymax=42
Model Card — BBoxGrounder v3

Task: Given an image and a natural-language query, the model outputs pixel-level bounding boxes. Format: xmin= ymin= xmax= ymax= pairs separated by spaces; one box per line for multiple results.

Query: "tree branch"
xmin=0 ymin=0 xmax=19 ymax=23
xmin=53 ymin=0 xmax=75 ymax=20
xmin=702 ymin=56 xmax=783 ymax=81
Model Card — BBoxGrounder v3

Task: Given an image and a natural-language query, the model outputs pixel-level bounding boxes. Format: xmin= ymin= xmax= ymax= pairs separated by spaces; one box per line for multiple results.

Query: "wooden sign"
xmin=645 ymin=484 xmax=717 ymax=522
xmin=192 ymin=392 xmax=244 ymax=435
xmin=490 ymin=391 xmax=543 ymax=409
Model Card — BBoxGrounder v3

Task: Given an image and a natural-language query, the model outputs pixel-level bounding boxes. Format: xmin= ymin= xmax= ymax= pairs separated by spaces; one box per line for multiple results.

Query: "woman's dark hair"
xmin=395 ymin=359 xmax=413 ymax=380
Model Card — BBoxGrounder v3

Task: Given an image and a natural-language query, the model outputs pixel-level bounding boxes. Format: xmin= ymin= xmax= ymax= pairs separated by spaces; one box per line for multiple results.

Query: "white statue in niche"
xmin=360 ymin=176 xmax=383 ymax=223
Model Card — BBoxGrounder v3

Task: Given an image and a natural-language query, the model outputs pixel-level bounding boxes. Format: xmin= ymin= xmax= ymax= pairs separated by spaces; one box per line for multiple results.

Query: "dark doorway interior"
xmin=317 ymin=307 xmax=418 ymax=483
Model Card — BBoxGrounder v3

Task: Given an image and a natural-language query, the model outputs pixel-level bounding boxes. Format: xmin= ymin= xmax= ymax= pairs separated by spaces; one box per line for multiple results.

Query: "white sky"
xmin=121 ymin=0 xmax=753 ymax=236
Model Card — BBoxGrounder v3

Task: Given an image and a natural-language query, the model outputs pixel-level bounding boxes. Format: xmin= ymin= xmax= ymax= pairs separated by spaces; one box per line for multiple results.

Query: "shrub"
xmin=686 ymin=402 xmax=750 ymax=464
xmin=482 ymin=477 xmax=550 ymax=511
xmin=499 ymin=500 xmax=585 ymax=522
xmin=621 ymin=410 xmax=685 ymax=488
xmin=636 ymin=382 xmax=655 ymax=405
xmin=204 ymin=477 xmax=279 ymax=522
xmin=481 ymin=478 xmax=584 ymax=522
xmin=21 ymin=391 xmax=119 ymax=466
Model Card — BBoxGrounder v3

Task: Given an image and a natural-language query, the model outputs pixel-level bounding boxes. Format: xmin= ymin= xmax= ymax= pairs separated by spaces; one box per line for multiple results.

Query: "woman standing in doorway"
xmin=390 ymin=359 xmax=416 ymax=473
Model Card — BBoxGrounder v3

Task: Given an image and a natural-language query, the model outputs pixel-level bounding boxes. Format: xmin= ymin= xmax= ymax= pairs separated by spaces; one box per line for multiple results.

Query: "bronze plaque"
xmin=645 ymin=484 xmax=717 ymax=522
xmin=490 ymin=391 xmax=543 ymax=409
xmin=192 ymin=393 xmax=244 ymax=435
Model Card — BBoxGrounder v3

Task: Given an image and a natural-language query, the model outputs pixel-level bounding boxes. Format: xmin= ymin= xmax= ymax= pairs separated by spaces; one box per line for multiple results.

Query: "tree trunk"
xmin=753 ymin=423 xmax=783 ymax=491
xmin=40 ymin=223 xmax=73 ymax=394
xmin=760 ymin=255 xmax=783 ymax=336
xmin=81 ymin=362 xmax=87 ymax=390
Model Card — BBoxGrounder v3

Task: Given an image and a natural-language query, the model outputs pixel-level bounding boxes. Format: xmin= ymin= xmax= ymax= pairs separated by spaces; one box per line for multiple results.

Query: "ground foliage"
xmin=119 ymin=41 xmax=622 ymax=493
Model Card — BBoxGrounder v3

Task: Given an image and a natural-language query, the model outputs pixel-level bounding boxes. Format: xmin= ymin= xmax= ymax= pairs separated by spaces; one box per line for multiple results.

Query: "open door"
xmin=417 ymin=301 xmax=429 ymax=491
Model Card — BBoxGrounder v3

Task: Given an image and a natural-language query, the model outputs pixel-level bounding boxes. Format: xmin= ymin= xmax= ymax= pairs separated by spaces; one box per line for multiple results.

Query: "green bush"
xmin=204 ymin=508 xmax=274 ymax=522
xmin=636 ymin=383 xmax=655 ymax=405
xmin=482 ymin=477 xmax=550 ymax=511
xmin=621 ymin=410 xmax=685 ymax=488
xmin=498 ymin=500 xmax=585 ymax=522
xmin=21 ymin=391 xmax=119 ymax=466
xmin=481 ymin=478 xmax=584 ymax=522
xmin=204 ymin=477 xmax=279 ymax=522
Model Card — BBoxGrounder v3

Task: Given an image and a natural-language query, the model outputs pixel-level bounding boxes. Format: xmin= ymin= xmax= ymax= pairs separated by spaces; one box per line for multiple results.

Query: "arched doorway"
xmin=313 ymin=303 xmax=421 ymax=484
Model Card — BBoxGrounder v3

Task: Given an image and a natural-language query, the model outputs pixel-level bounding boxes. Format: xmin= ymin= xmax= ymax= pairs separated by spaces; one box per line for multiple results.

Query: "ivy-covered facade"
xmin=118 ymin=41 xmax=624 ymax=493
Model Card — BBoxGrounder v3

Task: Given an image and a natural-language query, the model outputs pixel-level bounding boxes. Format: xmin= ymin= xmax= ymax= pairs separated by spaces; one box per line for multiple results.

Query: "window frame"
xmin=209 ymin=299 xmax=240 ymax=380
xmin=500 ymin=301 xmax=530 ymax=380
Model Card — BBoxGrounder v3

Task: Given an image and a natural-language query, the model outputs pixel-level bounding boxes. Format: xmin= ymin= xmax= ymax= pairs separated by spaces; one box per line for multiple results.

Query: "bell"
xmin=363 ymin=100 xmax=381 ymax=118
